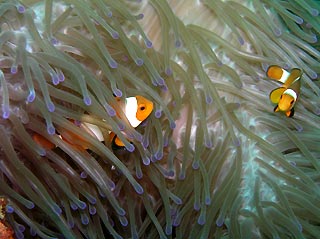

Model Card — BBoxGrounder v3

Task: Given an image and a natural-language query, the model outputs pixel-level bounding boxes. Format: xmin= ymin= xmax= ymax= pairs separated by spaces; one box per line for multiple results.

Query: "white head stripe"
xmin=283 ymin=89 xmax=297 ymax=101
xmin=279 ymin=69 xmax=290 ymax=83
xmin=125 ymin=97 xmax=142 ymax=128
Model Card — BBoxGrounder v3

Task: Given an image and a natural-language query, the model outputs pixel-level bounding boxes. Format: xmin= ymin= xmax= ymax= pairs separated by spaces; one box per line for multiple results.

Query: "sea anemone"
xmin=0 ymin=0 xmax=319 ymax=238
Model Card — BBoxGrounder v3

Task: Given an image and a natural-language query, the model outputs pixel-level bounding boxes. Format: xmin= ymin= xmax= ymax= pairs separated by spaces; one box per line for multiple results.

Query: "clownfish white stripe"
xmin=125 ymin=97 xmax=142 ymax=128
xmin=278 ymin=69 xmax=290 ymax=84
xmin=283 ymin=89 xmax=297 ymax=101
xmin=83 ymin=122 xmax=104 ymax=142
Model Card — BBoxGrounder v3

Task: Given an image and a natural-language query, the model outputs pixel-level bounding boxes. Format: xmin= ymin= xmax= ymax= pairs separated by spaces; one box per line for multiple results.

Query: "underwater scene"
xmin=0 ymin=0 xmax=320 ymax=238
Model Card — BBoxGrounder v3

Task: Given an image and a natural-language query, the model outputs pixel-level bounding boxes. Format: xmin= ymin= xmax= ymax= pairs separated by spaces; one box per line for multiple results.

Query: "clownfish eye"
xmin=139 ymin=105 xmax=146 ymax=111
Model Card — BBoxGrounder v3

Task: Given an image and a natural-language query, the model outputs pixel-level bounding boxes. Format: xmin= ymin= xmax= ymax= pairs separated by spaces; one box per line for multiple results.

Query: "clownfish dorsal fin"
xmin=266 ymin=65 xmax=290 ymax=84
xmin=283 ymin=68 xmax=302 ymax=88
xmin=270 ymin=87 xmax=286 ymax=104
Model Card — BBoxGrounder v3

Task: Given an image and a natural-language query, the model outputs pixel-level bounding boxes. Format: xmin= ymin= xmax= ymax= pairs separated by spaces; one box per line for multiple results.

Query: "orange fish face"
xmin=278 ymin=94 xmax=295 ymax=112
xmin=135 ymin=95 xmax=154 ymax=122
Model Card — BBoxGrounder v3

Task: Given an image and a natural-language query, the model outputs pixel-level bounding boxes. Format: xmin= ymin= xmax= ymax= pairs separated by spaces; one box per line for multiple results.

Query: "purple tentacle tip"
xmin=113 ymin=89 xmax=122 ymax=97
xmin=206 ymin=95 xmax=213 ymax=104
xmin=78 ymin=201 xmax=87 ymax=210
xmin=109 ymin=60 xmax=118 ymax=68
xmin=136 ymin=13 xmax=144 ymax=20
xmin=197 ymin=214 xmax=206 ymax=225
xmin=136 ymin=170 xmax=143 ymax=179
xmin=294 ymin=16 xmax=303 ymax=25
xmin=26 ymin=202 xmax=35 ymax=209
xmin=165 ymin=68 xmax=172 ymax=76
xmin=89 ymin=205 xmax=97 ymax=215
xmin=238 ymin=36 xmax=245 ymax=45
xmin=205 ymin=196 xmax=211 ymax=205
xmin=47 ymin=125 xmax=55 ymax=135
xmin=192 ymin=161 xmax=200 ymax=170
xmin=216 ymin=217 xmax=224 ymax=227
xmin=80 ymin=171 xmax=87 ymax=179
xmin=112 ymin=32 xmax=119 ymax=39
xmin=145 ymin=40 xmax=153 ymax=48
xmin=83 ymin=96 xmax=92 ymax=106
xmin=135 ymin=58 xmax=144 ymax=66
xmin=143 ymin=157 xmax=150 ymax=165
xmin=2 ymin=106 xmax=10 ymax=119
xmin=175 ymin=39 xmax=182 ymax=48
xmin=10 ymin=65 xmax=18 ymax=74
xmin=47 ymin=102 xmax=55 ymax=112
xmin=81 ymin=214 xmax=89 ymax=225
xmin=52 ymin=74 xmax=59 ymax=85
xmin=17 ymin=5 xmax=25 ymax=13
xmin=27 ymin=89 xmax=36 ymax=102
xmin=118 ymin=208 xmax=126 ymax=216
xmin=193 ymin=202 xmax=200 ymax=211
xmin=205 ymin=139 xmax=213 ymax=148
xmin=311 ymin=9 xmax=319 ymax=16
xmin=135 ymin=184 xmax=144 ymax=194
xmin=58 ymin=72 xmax=65 ymax=82
xmin=6 ymin=205 xmax=14 ymax=213
xmin=106 ymin=105 xmax=116 ymax=117
xmin=126 ymin=144 xmax=135 ymax=152
xmin=155 ymin=110 xmax=162 ymax=118
xmin=120 ymin=216 xmax=128 ymax=227
xmin=165 ymin=225 xmax=172 ymax=235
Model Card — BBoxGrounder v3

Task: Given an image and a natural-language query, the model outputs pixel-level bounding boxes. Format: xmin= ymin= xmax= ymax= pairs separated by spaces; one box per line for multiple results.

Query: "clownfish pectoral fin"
xmin=286 ymin=108 xmax=295 ymax=117
xmin=266 ymin=65 xmax=290 ymax=83
xmin=109 ymin=132 xmax=126 ymax=150
xmin=274 ymin=105 xmax=280 ymax=112
xmin=270 ymin=87 xmax=286 ymax=104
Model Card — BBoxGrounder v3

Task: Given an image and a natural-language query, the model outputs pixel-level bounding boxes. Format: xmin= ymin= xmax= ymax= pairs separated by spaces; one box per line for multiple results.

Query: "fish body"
xmin=33 ymin=95 xmax=153 ymax=152
xmin=33 ymin=120 xmax=103 ymax=151
xmin=267 ymin=65 xmax=302 ymax=117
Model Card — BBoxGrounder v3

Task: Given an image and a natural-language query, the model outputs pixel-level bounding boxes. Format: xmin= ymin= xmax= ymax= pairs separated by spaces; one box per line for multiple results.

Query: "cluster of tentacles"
xmin=0 ymin=0 xmax=319 ymax=238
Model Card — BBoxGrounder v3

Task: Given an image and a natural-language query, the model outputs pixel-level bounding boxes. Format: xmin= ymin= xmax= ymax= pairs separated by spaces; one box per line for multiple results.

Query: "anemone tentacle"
xmin=0 ymin=0 xmax=319 ymax=238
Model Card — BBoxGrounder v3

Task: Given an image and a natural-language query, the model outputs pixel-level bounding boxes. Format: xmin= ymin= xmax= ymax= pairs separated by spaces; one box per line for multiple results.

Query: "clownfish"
xmin=266 ymin=65 xmax=302 ymax=117
xmin=110 ymin=95 xmax=153 ymax=150
xmin=32 ymin=96 xmax=153 ymax=152
xmin=32 ymin=120 xmax=104 ymax=151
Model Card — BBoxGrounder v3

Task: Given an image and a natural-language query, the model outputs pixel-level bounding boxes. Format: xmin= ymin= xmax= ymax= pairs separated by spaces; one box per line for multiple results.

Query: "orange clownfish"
xmin=32 ymin=121 xmax=104 ymax=151
xmin=266 ymin=65 xmax=302 ymax=117
xmin=110 ymin=95 xmax=153 ymax=150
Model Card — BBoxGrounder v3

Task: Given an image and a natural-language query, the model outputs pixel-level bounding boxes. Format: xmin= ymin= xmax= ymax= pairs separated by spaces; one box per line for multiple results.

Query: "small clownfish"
xmin=110 ymin=95 xmax=153 ymax=150
xmin=32 ymin=121 xmax=104 ymax=151
xmin=266 ymin=65 xmax=302 ymax=117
